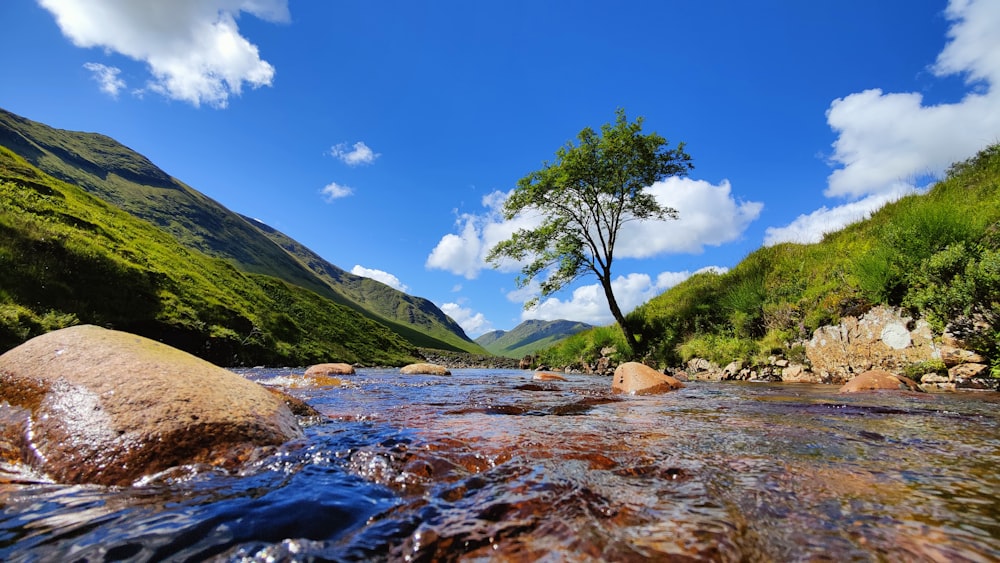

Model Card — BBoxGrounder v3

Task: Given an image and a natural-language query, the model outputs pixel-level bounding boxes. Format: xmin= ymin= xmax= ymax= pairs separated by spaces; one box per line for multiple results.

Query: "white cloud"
xmin=440 ymin=302 xmax=493 ymax=337
xmin=426 ymin=178 xmax=760 ymax=279
xmin=521 ymin=266 xmax=726 ymax=325
xmin=83 ymin=62 xmax=126 ymax=97
xmin=350 ymin=265 xmax=408 ymax=292
xmin=763 ymin=185 xmax=916 ymax=246
xmin=823 ymin=0 xmax=1000 ymax=198
xmin=331 ymin=141 xmax=380 ymax=166
xmin=39 ymin=0 xmax=288 ymax=108
xmin=320 ymin=181 xmax=353 ymax=202
xmin=767 ymin=0 xmax=1000 ymax=246
xmin=619 ymin=178 xmax=763 ymax=258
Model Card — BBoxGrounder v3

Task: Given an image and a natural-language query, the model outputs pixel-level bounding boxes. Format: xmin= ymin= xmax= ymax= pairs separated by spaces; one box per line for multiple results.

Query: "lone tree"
xmin=486 ymin=109 xmax=692 ymax=355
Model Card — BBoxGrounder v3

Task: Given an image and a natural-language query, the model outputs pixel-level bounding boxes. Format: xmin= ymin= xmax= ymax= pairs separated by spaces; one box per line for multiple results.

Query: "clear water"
xmin=2 ymin=368 xmax=999 ymax=561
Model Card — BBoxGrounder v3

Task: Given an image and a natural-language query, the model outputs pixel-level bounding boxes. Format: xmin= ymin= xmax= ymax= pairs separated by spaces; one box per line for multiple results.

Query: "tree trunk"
xmin=600 ymin=277 xmax=639 ymax=357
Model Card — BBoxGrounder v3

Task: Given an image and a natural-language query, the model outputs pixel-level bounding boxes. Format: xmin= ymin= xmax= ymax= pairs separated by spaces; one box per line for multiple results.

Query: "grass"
xmin=0 ymin=146 xmax=420 ymax=366
xmin=541 ymin=142 xmax=1000 ymax=372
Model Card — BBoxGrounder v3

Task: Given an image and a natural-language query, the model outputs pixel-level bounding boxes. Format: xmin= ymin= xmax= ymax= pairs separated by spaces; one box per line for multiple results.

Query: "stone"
xmin=533 ymin=372 xmax=567 ymax=382
xmin=920 ymin=373 xmax=950 ymax=384
xmin=0 ymin=325 xmax=302 ymax=486
xmin=400 ymin=363 xmax=451 ymax=376
xmin=939 ymin=346 xmax=986 ymax=367
xmin=304 ymin=362 xmax=355 ymax=376
xmin=612 ymin=362 xmax=684 ymax=395
xmin=722 ymin=361 xmax=743 ymax=379
xmin=806 ymin=306 xmax=939 ymax=383
xmin=781 ymin=364 xmax=823 ymax=383
xmin=949 ymin=363 xmax=990 ymax=380
xmin=838 ymin=370 xmax=923 ymax=393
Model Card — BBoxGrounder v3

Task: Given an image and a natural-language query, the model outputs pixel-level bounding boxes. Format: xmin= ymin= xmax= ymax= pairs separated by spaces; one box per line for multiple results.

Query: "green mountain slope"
xmin=476 ymin=319 xmax=593 ymax=358
xmin=241 ymin=215 xmax=480 ymax=352
xmin=0 ymin=108 xmax=483 ymax=354
xmin=0 ymin=146 xmax=418 ymax=366
xmin=543 ymin=143 xmax=1000 ymax=372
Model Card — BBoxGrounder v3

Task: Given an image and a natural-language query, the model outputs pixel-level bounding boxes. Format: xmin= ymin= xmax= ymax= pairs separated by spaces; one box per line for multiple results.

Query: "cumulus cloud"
xmin=83 ymin=62 xmax=126 ymax=97
xmin=331 ymin=141 xmax=380 ymax=166
xmin=350 ymin=265 xmax=408 ymax=292
xmin=426 ymin=178 xmax=760 ymax=279
xmin=440 ymin=302 xmax=493 ymax=337
xmin=767 ymin=0 xmax=1000 ymax=245
xmin=763 ymin=186 xmax=915 ymax=246
xmin=39 ymin=0 xmax=288 ymax=107
xmin=522 ymin=266 xmax=726 ymax=326
xmin=320 ymin=181 xmax=353 ymax=202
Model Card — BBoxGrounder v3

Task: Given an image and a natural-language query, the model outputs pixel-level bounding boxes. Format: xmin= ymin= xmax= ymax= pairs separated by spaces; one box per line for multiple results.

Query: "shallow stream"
xmin=2 ymin=369 xmax=999 ymax=561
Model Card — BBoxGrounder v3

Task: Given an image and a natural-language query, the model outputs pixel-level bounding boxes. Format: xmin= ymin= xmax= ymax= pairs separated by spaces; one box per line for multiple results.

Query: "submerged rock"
xmin=839 ymin=370 xmax=923 ymax=393
xmin=612 ymin=362 xmax=684 ymax=395
xmin=533 ymin=372 xmax=567 ymax=382
xmin=0 ymin=325 xmax=303 ymax=486
xmin=305 ymin=362 xmax=356 ymax=376
xmin=400 ymin=363 xmax=451 ymax=376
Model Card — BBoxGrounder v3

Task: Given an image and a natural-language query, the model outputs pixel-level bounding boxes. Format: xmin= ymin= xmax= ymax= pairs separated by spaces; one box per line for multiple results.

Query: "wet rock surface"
xmin=612 ymin=362 xmax=684 ymax=394
xmin=2 ymin=368 xmax=1000 ymax=561
xmin=839 ymin=370 xmax=924 ymax=393
xmin=0 ymin=325 xmax=303 ymax=485
xmin=400 ymin=363 xmax=451 ymax=376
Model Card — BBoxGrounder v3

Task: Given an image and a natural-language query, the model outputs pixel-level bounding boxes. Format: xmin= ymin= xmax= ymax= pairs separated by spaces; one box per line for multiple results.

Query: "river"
xmin=2 ymin=368 xmax=999 ymax=561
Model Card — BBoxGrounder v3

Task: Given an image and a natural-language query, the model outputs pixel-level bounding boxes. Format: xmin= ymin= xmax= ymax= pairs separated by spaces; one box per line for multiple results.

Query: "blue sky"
xmin=2 ymin=1 xmax=998 ymax=337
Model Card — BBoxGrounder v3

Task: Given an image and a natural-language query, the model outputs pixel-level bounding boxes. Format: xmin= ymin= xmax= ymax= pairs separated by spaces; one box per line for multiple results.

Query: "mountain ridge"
xmin=476 ymin=319 xmax=594 ymax=358
xmin=0 ymin=107 xmax=484 ymax=355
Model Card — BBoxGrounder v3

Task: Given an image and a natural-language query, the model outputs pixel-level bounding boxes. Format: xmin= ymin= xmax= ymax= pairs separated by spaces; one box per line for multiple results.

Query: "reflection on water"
xmin=2 ymin=369 xmax=999 ymax=561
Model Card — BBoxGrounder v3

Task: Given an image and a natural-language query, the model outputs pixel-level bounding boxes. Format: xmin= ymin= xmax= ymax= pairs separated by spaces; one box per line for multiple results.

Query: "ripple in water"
xmin=1 ymin=369 xmax=998 ymax=561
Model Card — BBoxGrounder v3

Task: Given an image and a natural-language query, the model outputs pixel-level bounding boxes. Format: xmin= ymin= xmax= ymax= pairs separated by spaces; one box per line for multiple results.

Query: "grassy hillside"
xmin=243 ymin=215 xmax=483 ymax=353
xmin=542 ymin=143 xmax=1000 ymax=374
xmin=476 ymin=319 xmax=593 ymax=358
xmin=0 ymin=108 xmax=484 ymax=354
xmin=0 ymin=146 xmax=420 ymax=366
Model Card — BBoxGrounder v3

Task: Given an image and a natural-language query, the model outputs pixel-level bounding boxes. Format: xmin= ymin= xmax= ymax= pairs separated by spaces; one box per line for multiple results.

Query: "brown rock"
xmin=838 ymin=370 xmax=923 ymax=393
xmin=949 ymin=363 xmax=990 ymax=380
xmin=807 ymin=306 xmax=938 ymax=383
xmin=305 ymin=362 xmax=355 ymax=376
xmin=400 ymin=363 xmax=451 ymax=376
xmin=612 ymin=362 xmax=684 ymax=395
xmin=939 ymin=346 xmax=985 ymax=367
xmin=533 ymin=372 xmax=567 ymax=382
xmin=0 ymin=325 xmax=302 ymax=486
xmin=781 ymin=364 xmax=822 ymax=383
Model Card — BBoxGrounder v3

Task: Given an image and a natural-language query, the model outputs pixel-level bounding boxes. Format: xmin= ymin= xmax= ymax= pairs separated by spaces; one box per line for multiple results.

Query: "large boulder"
xmin=400 ymin=363 xmax=451 ymax=376
xmin=305 ymin=362 xmax=355 ymax=376
xmin=806 ymin=306 xmax=939 ymax=384
xmin=839 ymin=370 xmax=923 ymax=393
xmin=612 ymin=362 xmax=684 ymax=395
xmin=0 ymin=325 xmax=303 ymax=486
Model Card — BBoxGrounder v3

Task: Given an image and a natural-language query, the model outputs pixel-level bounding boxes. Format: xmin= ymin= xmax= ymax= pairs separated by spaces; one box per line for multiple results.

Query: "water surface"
xmin=2 ymin=369 xmax=999 ymax=561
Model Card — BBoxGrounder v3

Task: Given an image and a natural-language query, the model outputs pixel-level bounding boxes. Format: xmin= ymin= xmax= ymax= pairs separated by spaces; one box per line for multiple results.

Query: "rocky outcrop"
xmin=305 ymin=362 xmax=355 ymax=376
xmin=612 ymin=362 xmax=684 ymax=395
xmin=0 ymin=325 xmax=303 ymax=486
xmin=839 ymin=370 xmax=923 ymax=393
xmin=400 ymin=363 xmax=451 ymax=376
xmin=806 ymin=306 xmax=938 ymax=384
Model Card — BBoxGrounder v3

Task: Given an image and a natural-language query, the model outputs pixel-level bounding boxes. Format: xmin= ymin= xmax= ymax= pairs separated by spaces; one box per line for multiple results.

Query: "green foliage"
xmin=0 ymin=108 xmax=483 ymax=355
xmin=676 ymin=333 xmax=758 ymax=366
xmin=902 ymin=359 xmax=947 ymax=380
xmin=538 ymin=142 xmax=1000 ymax=371
xmin=536 ymin=324 xmax=628 ymax=368
xmin=0 ymin=148 xmax=419 ymax=366
xmin=487 ymin=108 xmax=693 ymax=353
xmin=476 ymin=319 xmax=593 ymax=358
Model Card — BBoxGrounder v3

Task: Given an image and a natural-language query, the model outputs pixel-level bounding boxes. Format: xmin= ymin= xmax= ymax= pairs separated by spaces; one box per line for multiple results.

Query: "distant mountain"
xmin=0 ymin=108 xmax=485 ymax=355
xmin=476 ymin=319 xmax=594 ymax=358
